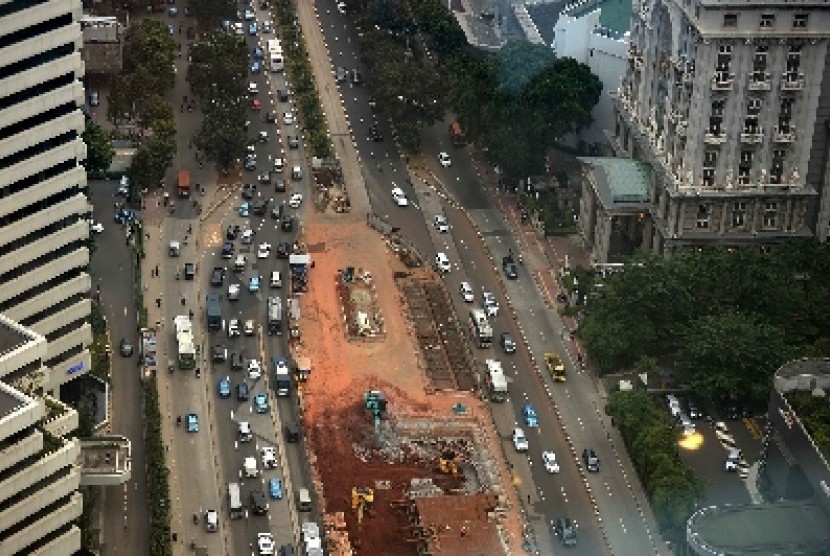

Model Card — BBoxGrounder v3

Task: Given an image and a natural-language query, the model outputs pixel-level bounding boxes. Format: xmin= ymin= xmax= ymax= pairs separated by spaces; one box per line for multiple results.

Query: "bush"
xmin=144 ymin=380 xmax=172 ymax=556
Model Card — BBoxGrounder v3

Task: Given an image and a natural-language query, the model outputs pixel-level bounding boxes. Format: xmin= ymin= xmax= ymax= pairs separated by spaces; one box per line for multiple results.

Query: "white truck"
xmin=485 ymin=359 xmax=508 ymax=402
xmin=267 ymin=38 xmax=283 ymax=72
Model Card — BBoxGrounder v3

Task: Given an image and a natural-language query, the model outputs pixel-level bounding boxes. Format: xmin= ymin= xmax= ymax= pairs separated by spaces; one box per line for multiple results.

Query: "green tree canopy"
xmin=190 ymin=0 xmax=235 ymax=29
xmin=129 ymin=122 xmax=176 ymax=191
xmin=122 ymin=20 xmax=176 ymax=96
xmin=81 ymin=122 xmax=114 ymax=174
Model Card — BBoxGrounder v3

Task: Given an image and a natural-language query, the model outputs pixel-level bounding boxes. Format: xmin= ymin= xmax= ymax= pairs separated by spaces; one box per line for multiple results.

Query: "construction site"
xmin=295 ymin=207 xmax=526 ymax=555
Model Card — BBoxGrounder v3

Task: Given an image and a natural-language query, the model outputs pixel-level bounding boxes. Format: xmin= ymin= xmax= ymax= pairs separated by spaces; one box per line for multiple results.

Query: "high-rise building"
xmin=610 ymin=0 xmax=830 ymax=253
xmin=0 ymin=0 xmax=92 ymax=386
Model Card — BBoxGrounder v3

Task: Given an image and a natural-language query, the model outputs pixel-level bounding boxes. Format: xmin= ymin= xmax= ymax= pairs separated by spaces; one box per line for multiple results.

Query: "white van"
xmin=234 ymin=255 xmax=247 ymax=272
xmin=298 ymin=488 xmax=312 ymax=512
xmin=270 ymin=271 xmax=282 ymax=288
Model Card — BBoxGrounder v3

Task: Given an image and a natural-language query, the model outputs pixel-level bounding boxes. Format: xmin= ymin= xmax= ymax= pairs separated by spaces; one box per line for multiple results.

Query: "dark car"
xmin=266 ymin=111 xmax=277 ymax=123
xmin=287 ymin=135 xmax=300 ymax=149
xmin=274 ymin=178 xmax=286 ymax=192
xmin=230 ymin=352 xmax=243 ymax=371
xmin=369 ymin=125 xmax=383 ymax=142
xmin=258 ymin=171 xmax=271 ymax=185
xmin=221 ymin=242 xmax=234 ymax=259
xmin=236 ymin=382 xmax=250 ymax=401
xmin=276 ymin=242 xmax=290 ymax=259
xmin=276 ymin=89 xmax=289 ymax=102
xmin=582 ymin=449 xmax=600 ymax=472
xmin=335 ymin=67 xmax=347 ymax=83
xmin=253 ymin=199 xmax=267 ymax=215
xmin=184 ymin=263 xmax=196 ymax=280
xmin=212 ymin=345 xmax=228 ymax=362
xmin=281 ymin=216 xmax=294 ymax=232
xmin=553 ymin=517 xmax=577 ymax=547
xmin=210 ymin=267 xmax=225 ymax=286
xmin=119 ymin=338 xmax=133 ymax=357
xmin=284 ymin=421 xmax=300 ymax=443
xmin=242 ymin=183 xmax=256 ymax=199
xmin=250 ymin=490 xmax=268 ymax=515
xmin=502 ymin=255 xmax=518 ymax=279
xmin=500 ymin=332 xmax=516 ymax=354
xmin=226 ymin=225 xmax=240 ymax=240
xmin=687 ymin=398 xmax=703 ymax=420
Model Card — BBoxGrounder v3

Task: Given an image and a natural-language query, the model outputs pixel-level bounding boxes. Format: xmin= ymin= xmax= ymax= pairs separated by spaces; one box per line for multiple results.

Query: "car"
xmin=274 ymin=178 xmax=286 ymax=192
xmin=253 ymin=45 xmax=264 ymax=59
xmin=249 ymin=276 xmax=261 ymax=292
xmin=167 ymin=6 xmax=178 ymax=15
xmin=228 ymin=319 xmax=240 ymax=337
xmin=273 ymin=157 xmax=284 ymax=171
xmin=281 ymin=216 xmax=294 ymax=232
xmin=222 ymin=242 xmax=235 ymax=258
xmin=284 ymin=421 xmax=300 ymax=442
xmin=242 ymin=183 xmax=256 ymax=199
xmin=288 ymin=135 xmax=300 ymax=149
xmin=289 ymin=193 xmax=303 ymax=208
xmin=226 ymin=224 xmax=240 ymax=240
xmin=119 ymin=338 xmax=133 ymax=357
xmin=335 ymin=67 xmax=348 ymax=83
xmin=185 ymin=413 xmax=199 ymax=433
xmin=248 ymin=359 xmax=262 ymax=380
xmin=250 ymin=99 xmax=261 ymax=111
xmin=435 ymin=253 xmax=451 ymax=273
xmin=283 ymin=111 xmax=294 ymax=125
xmin=263 ymin=20 xmax=272 ymax=34
xmin=438 ymin=152 xmax=452 ymax=167
xmin=254 ymin=393 xmax=269 ymax=413
xmin=212 ymin=345 xmax=228 ymax=362
xmin=184 ymin=263 xmax=196 ymax=280
xmin=248 ymin=82 xmax=258 ymax=94
xmin=276 ymin=242 xmax=290 ymax=259
xmin=687 ymin=398 xmax=703 ymax=420
xmin=291 ymin=165 xmax=302 ymax=181
xmin=273 ymin=357 xmax=290 ymax=381
xmin=248 ymin=22 xmax=257 ymax=35
xmin=459 ymin=282 xmax=474 ymax=303
xmin=210 ymin=267 xmax=225 ymax=286
xmin=542 ymin=451 xmax=560 ymax=473
xmin=268 ymin=478 xmax=284 ymax=500
xmin=90 ymin=221 xmax=104 ymax=234
xmin=351 ymin=68 xmax=362 ymax=84
xmin=244 ymin=8 xmax=255 ymax=20
xmin=258 ymin=172 xmax=271 ymax=185
xmin=265 ymin=111 xmax=277 ymax=124
xmin=483 ymin=291 xmax=499 ymax=316
xmin=167 ymin=24 xmax=174 ymax=35
xmin=251 ymin=60 xmax=261 ymax=74
xmin=512 ymin=427 xmax=529 ymax=452
xmin=88 ymin=90 xmax=100 ymax=106
xmin=261 ymin=446 xmax=277 ymax=469
xmin=239 ymin=202 xmax=251 ymax=216
xmin=258 ymin=130 xmax=269 ymax=143
xmin=204 ymin=509 xmax=218 ymax=533
xmin=237 ymin=382 xmax=250 ymax=401
xmin=277 ymin=89 xmax=289 ymax=102
xmin=337 ymin=0 xmax=346 ymax=13
xmin=553 ymin=517 xmax=577 ymax=547
xmin=232 ymin=21 xmax=244 ymax=35
xmin=725 ymin=448 xmax=742 ymax=472
xmin=218 ymin=376 xmax=231 ymax=398
xmin=244 ymin=319 xmax=255 ymax=336
xmin=251 ymin=490 xmax=268 ymax=515
xmin=258 ymin=243 xmax=272 ymax=259
xmin=231 ymin=352 xmax=243 ymax=370
xmin=502 ymin=255 xmax=518 ymax=279
xmin=500 ymin=332 xmax=516 ymax=354
xmin=391 ymin=186 xmax=408 ymax=207
xmin=244 ymin=156 xmax=257 ymax=171
xmin=117 ymin=175 xmax=130 ymax=196
xmin=583 ymin=448 xmax=600 ymax=472
xmin=522 ymin=404 xmax=539 ymax=427
xmin=258 ymin=532 xmax=275 ymax=555
xmin=228 ymin=283 xmax=241 ymax=300
xmin=433 ymin=215 xmax=449 ymax=233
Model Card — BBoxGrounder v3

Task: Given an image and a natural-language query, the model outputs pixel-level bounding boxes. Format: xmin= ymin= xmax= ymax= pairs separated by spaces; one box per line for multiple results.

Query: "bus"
xmin=174 ymin=315 xmax=196 ymax=370
xmin=267 ymin=38 xmax=283 ymax=72
xmin=228 ymin=482 xmax=243 ymax=519
xmin=469 ymin=308 xmax=493 ymax=348
xmin=206 ymin=293 xmax=222 ymax=331
xmin=485 ymin=359 xmax=508 ymax=402
xmin=267 ymin=297 xmax=282 ymax=335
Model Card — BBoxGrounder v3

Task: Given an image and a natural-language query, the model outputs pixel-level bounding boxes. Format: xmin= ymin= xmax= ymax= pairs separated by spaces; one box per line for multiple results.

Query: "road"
xmin=90 ymin=180 xmax=149 ymax=555
xmin=314 ymin=0 xmax=663 ymax=553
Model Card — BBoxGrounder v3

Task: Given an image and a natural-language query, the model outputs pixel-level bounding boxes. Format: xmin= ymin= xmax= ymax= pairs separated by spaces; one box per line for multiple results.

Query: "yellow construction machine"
xmin=437 ymin=450 xmax=459 ymax=476
xmin=545 ymin=352 xmax=567 ymax=382
xmin=351 ymin=486 xmax=374 ymax=524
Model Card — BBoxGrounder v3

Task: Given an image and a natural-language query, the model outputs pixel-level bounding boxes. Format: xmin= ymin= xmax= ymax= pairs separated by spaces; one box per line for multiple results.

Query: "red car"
xmin=250 ymin=99 xmax=261 ymax=111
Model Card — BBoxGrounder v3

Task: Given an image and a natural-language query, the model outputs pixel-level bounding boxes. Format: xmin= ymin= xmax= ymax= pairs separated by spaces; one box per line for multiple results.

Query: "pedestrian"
xmin=180 ymin=297 xmax=185 ymax=306
xmin=155 ymin=298 xmax=161 ymax=308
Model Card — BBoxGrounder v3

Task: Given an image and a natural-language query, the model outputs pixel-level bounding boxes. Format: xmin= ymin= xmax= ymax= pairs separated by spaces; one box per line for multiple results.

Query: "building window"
xmin=787 ymin=46 xmax=802 ymax=73
xmin=733 ymin=201 xmax=746 ymax=227
xmin=779 ymin=97 xmax=794 ymax=131
xmin=704 ymin=151 xmax=718 ymax=167
xmin=703 ymin=169 xmax=715 ymax=187
xmin=738 ymin=166 xmax=752 ymax=185
xmin=696 ymin=205 xmax=710 ymax=229
xmin=724 ymin=14 xmax=738 ymax=27
xmin=793 ymin=13 xmax=808 ymax=28
xmin=760 ymin=14 xmax=775 ymax=28
xmin=763 ymin=202 xmax=778 ymax=227
xmin=709 ymin=100 xmax=724 ymax=134
xmin=744 ymin=98 xmax=762 ymax=133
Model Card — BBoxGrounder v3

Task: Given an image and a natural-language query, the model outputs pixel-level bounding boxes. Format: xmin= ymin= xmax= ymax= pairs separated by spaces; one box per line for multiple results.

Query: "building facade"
xmin=610 ymin=0 xmax=830 ymax=254
xmin=0 ymin=0 xmax=92 ymax=391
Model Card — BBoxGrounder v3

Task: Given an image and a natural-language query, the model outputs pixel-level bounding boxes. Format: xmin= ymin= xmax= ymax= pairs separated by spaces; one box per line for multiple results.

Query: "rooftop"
xmin=687 ymin=502 xmax=830 ymax=555
xmin=579 ymin=157 xmax=650 ymax=210
xmin=413 ymin=493 xmax=502 ymax=555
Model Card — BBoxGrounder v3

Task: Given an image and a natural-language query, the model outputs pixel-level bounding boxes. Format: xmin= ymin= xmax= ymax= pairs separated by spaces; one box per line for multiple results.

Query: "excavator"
xmin=437 ymin=450 xmax=459 ymax=477
xmin=351 ymin=486 xmax=374 ymax=524
xmin=363 ymin=390 xmax=387 ymax=445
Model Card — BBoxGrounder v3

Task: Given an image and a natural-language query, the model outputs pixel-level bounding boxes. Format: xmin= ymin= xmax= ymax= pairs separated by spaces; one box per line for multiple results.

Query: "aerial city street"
xmin=3 ymin=0 xmax=829 ymax=555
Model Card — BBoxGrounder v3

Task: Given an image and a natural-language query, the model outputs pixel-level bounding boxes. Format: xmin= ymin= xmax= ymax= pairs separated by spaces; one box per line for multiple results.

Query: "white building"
xmin=553 ymin=1 xmax=630 ymax=147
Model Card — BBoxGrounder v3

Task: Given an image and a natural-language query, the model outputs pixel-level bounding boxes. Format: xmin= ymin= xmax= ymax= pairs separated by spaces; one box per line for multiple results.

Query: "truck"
xmin=228 ymin=482 xmax=244 ymax=519
xmin=469 ymin=308 xmax=493 ymax=348
xmin=449 ymin=120 xmax=465 ymax=146
xmin=206 ymin=293 xmax=222 ymax=331
xmin=177 ymin=169 xmax=190 ymax=197
xmin=545 ymin=352 xmax=566 ymax=382
xmin=174 ymin=315 xmax=197 ymax=369
xmin=289 ymin=253 xmax=310 ymax=293
xmin=267 ymin=296 xmax=282 ymax=335
xmin=485 ymin=359 xmax=508 ymax=402
xmin=296 ymin=355 xmax=311 ymax=382
xmin=267 ymin=38 xmax=283 ymax=72
xmin=139 ymin=328 xmax=157 ymax=382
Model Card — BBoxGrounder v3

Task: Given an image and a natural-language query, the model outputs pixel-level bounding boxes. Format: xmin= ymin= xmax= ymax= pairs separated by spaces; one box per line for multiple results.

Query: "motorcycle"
xmin=192 ymin=513 xmax=199 ymax=525
xmin=176 ymin=416 xmax=182 ymax=426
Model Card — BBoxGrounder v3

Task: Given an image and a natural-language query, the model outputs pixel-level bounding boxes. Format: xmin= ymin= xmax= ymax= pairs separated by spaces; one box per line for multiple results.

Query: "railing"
xmin=781 ymin=72 xmax=805 ymax=91
xmin=704 ymin=131 xmax=727 ymax=145
xmin=774 ymin=126 xmax=796 ymax=143
xmin=748 ymin=72 xmax=771 ymax=91
xmin=740 ymin=129 xmax=764 ymax=144
xmin=711 ymin=73 xmax=734 ymax=91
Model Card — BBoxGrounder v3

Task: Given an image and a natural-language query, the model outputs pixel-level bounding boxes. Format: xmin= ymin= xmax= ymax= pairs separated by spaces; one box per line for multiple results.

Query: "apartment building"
xmin=609 ymin=0 xmax=830 ymax=254
xmin=0 ymin=0 xmax=92 ymax=388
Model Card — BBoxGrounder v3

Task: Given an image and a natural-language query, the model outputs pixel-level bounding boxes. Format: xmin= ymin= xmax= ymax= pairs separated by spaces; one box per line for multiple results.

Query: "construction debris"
xmin=338 ymin=267 xmax=386 ymax=341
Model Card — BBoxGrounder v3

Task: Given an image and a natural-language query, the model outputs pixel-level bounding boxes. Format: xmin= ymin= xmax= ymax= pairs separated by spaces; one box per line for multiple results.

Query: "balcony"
xmin=676 ymin=121 xmax=688 ymax=137
xmin=711 ymin=72 xmax=734 ymax=91
xmin=740 ymin=128 xmax=764 ymax=144
xmin=781 ymin=72 xmax=805 ymax=91
xmin=774 ymin=126 xmax=796 ymax=143
xmin=632 ymin=56 xmax=644 ymax=71
xmin=704 ymin=131 xmax=727 ymax=145
xmin=748 ymin=72 xmax=771 ymax=91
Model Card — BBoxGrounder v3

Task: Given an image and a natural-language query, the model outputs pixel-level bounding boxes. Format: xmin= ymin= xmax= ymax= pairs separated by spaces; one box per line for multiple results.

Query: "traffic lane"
xmin=421 ymin=120 xmax=490 ymax=210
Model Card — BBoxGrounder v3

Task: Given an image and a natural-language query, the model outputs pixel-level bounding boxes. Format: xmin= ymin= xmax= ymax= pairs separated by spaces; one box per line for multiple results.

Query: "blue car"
xmin=248 ymin=22 xmax=257 ymax=35
xmin=268 ymin=478 xmax=283 ymax=500
xmin=186 ymin=412 xmax=199 ymax=432
xmin=253 ymin=45 xmax=264 ymax=59
xmin=248 ymin=275 xmax=260 ymax=292
xmin=218 ymin=376 xmax=231 ymax=398
xmin=522 ymin=404 xmax=538 ymax=428
xmin=251 ymin=61 xmax=261 ymax=74
xmin=254 ymin=393 xmax=269 ymax=413
xmin=238 ymin=202 xmax=251 ymax=217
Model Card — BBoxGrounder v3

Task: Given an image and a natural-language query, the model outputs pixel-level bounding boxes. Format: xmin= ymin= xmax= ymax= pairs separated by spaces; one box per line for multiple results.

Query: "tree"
xmin=130 ymin=122 xmax=177 ymax=191
xmin=496 ymin=41 xmax=557 ymax=96
xmin=138 ymin=95 xmax=175 ymax=135
xmin=190 ymin=0 xmax=235 ymax=29
xmin=81 ymin=122 xmax=115 ymax=174
xmin=607 ymin=389 xmax=662 ymax=446
xmin=188 ymin=32 xmax=248 ymax=99
xmin=122 ymin=20 xmax=176 ymax=96
xmin=194 ymin=100 xmax=247 ymax=172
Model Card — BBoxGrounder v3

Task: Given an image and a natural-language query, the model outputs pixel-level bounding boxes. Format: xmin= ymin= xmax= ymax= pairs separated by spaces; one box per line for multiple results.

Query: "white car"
xmin=90 ymin=221 xmax=104 ymax=234
xmin=274 ymin=157 xmax=284 ymax=171
xmin=542 ymin=451 xmax=560 ymax=473
xmin=391 ymin=186 xmax=408 ymax=207
xmin=336 ymin=1 xmax=346 ymax=13
xmin=435 ymin=252 xmax=451 ymax=273
xmin=483 ymin=291 xmax=499 ymax=316
xmin=257 ymin=242 xmax=272 ymax=259
xmin=260 ymin=446 xmax=277 ymax=469
xmin=244 ymin=9 xmax=255 ymax=20
xmin=274 ymin=357 xmax=290 ymax=377
xmin=459 ymin=282 xmax=474 ymax=303
xmin=262 ymin=20 xmax=272 ymax=34
xmin=241 ymin=229 xmax=254 ymax=244
xmin=433 ymin=215 xmax=449 ymax=233
xmin=248 ymin=82 xmax=258 ymax=94
xmin=248 ymin=359 xmax=262 ymax=380
xmin=283 ymin=111 xmax=294 ymax=125
xmin=258 ymin=130 xmax=268 ymax=142
xmin=244 ymin=319 xmax=255 ymax=336
xmin=228 ymin=319 xmax=240 ymax=337
xmin=228 ymin=283 xmax=240 ymax=300
xmin=289 ymin=193 xmax=303 ymax=208
xmin=438 ymin=151 xmax=452 ymax=167
xmin=257 ymin=532 xmax=275 ymax=555
xmin=512 ymin=427 xmax=529 ymax=452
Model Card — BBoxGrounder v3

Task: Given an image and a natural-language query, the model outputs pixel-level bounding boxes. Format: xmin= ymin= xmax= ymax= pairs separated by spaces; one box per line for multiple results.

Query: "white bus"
xmin=469 ymin=308 xmax=493 ymax=348
xmin=486 ymin=359 xmax=508 ymax=402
